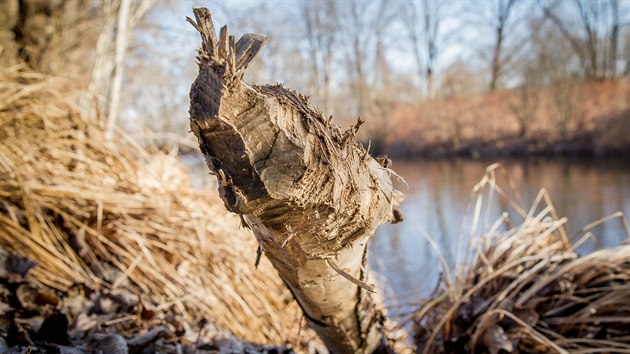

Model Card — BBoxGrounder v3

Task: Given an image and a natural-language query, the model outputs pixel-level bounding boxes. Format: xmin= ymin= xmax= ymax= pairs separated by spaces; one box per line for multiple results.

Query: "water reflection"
xmin=184 ymin=154 xmax=630 ymax=312
xmin=368 ymin=157 xmax=630 ymax=310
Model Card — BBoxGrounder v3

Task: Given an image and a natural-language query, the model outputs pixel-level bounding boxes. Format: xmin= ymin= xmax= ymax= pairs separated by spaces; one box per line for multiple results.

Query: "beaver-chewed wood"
xmin=187 ymin=8 xmax=403 ymax=353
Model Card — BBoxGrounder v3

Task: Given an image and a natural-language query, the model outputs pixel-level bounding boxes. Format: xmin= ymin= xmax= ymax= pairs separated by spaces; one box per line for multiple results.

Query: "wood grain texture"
xmin=188 ymin=8 xmax=402 ymax=353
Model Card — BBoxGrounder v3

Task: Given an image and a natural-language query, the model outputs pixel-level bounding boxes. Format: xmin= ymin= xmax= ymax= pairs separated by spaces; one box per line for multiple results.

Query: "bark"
xmin=104 ymin=0 xmax=131 ymax=141
xmin=79 ymin=0 xmax=117 ymax=119
xmin=489 ymin=26 xmax=504 ymax=92
xmin=0 ymin=0 xmax=19 ymax=69
xmin=187 ymin=8 xmax=402 ymax=354
xmin=0 ymin=0 xmax=89 ymax=74
xmin=542 ymin=0 xmax=621 ymax=80
xmin=608 ymin=0 xmax=619 ymax=78
xmin=489 ymin=0 xmax=516 ymax=92
xmin=79 ymin=0 xmax=152 ymax=135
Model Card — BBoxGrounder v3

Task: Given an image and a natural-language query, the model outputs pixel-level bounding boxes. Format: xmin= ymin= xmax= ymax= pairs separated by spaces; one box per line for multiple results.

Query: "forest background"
xmin=2 ymin=0 xmax=628 ymax=158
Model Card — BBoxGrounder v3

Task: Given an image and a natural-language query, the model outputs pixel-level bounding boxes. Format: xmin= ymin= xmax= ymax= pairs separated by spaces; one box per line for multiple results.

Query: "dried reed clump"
xmin=0 ymin=66 xmax=315 ymax=347
xmin=413 ymin=164 xmax=630 ymax=354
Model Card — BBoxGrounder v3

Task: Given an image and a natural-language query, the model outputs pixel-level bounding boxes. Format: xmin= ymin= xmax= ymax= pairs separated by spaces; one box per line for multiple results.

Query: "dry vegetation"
xmin=412 ymin=164 xmax=630 ymax=353
xmin=0 ymin=66 xmax=321 ymax=351
xmin=0 ymin=64 xmax=628 ymax=354
xmin=0 ymin=1 xmax=629 ymax=351
xmin=386 ymin=78 xmax=630 ymax=157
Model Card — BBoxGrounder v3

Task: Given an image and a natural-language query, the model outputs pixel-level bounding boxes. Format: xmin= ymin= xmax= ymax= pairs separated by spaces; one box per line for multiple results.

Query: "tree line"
xmin=1 ymin=0 xmax=628 ymax=148
xmin=235 ymin=0 xmax=628 ymax=148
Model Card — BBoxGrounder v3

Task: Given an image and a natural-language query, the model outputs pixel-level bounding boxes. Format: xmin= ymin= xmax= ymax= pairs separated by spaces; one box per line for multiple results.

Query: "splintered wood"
xmin=188 ymin=8 xmax=402 ymax=354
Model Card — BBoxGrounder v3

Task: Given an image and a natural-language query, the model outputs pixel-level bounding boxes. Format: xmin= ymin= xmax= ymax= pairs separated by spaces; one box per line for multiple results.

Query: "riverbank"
xmin=369 ymin=156 xmax=630 ymax=308
xmin=387 ymin=130 xmax=630 ymax=158
xmin=382 ymin=78 xmax=630 ymax=158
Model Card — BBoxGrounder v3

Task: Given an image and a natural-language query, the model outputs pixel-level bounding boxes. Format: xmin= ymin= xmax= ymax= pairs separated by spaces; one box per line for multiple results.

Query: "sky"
xmin=120 ymin=0 xmax=629 ymax=136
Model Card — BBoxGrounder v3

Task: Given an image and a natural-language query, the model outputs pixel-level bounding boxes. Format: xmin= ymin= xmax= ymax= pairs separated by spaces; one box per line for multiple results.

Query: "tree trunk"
xmin=187 ymin=8 xmax=402 ymax=354
xmin=489 ymin=26 xmax=504 ymax=92
xmin=608 ymin=0 xmax=619 ymax=78
xmin=0 ymin=0 xmax=19 ymax=69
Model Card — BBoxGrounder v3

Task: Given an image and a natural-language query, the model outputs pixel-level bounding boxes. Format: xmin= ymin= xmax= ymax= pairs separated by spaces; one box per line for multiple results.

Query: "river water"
xmin=185 ymin=156 xmax=630 ymax=315
xmin=368 ymin=157 xmax=630 ymax=315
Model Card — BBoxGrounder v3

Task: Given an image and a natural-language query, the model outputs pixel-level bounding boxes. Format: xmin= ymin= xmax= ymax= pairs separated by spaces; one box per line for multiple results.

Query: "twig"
xmin=326 ymin=258 xmax=375 ymax=293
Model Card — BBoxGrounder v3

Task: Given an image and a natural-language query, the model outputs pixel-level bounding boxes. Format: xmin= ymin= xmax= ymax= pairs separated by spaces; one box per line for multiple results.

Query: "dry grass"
xmin=413 ymin=164 xmax=630 ymax=354
xmin=4 ymin=65 xmax=628 ymax=353
xmin=387 ymin=78 xmax=630 ymax=155
xmin=0 ymin=66 xmax=317 ymax=348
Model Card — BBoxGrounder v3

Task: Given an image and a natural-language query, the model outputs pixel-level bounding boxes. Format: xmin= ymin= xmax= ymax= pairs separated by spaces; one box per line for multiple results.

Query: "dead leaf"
xmin=482 ymin=325 xmax=513 ymax=354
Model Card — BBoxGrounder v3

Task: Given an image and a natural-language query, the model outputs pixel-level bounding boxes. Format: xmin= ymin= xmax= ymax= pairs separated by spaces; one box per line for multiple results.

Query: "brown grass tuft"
xmin=413 ymin=164 xmax=630 ymax=354
xmin=0 ymin=66 xmax=316 ymax=347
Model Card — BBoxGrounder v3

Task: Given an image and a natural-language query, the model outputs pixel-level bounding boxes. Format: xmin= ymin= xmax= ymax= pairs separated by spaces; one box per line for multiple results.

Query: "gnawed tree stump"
xmin=187 ymin=8 xmax=403 ymax=353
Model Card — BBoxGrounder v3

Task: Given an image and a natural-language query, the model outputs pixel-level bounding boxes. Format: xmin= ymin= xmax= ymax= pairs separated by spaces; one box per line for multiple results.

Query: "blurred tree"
xmin=302 ymin=0 xmax=338 ymax=115
xmin=551 ymin=79 xmax=581 ymax=139
xmin=344 ymin=1 xmax=372 ymax=120
xmin=340 ymin=0 xmax=395 ymax=151
xmin=438 ymin=60 xmax=485 ymax=97
xmin=507 ymin=85 xmax=540 ymax=137
xmin=0 ymin=1 xmax=19 ymax=67
xmin=528 ymin=18 xmax=577 ymax=84
xmin=0 ymin=0 xmax=153 ymax=141
xmin=79 ymin=0 xmax=152 ymax=140
xmin=466 ymin=0 xmax=531 ymax=92
xmin=490 ymin=0 xmax=516 ymax=91
xmin=116 ymin=2 xmax=199 ymax=148
xmin=522 ymin=14 xmax=583 ymax=140
xmin=540 ymin=0 xmax=626 ymax=80
xmin=0 ymin=0 xmax=98 ymax=76
xmin=435 ymin=107 xmax=462 ymax=150
xmin=400 ymin=0 xmax=444 ymax=99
